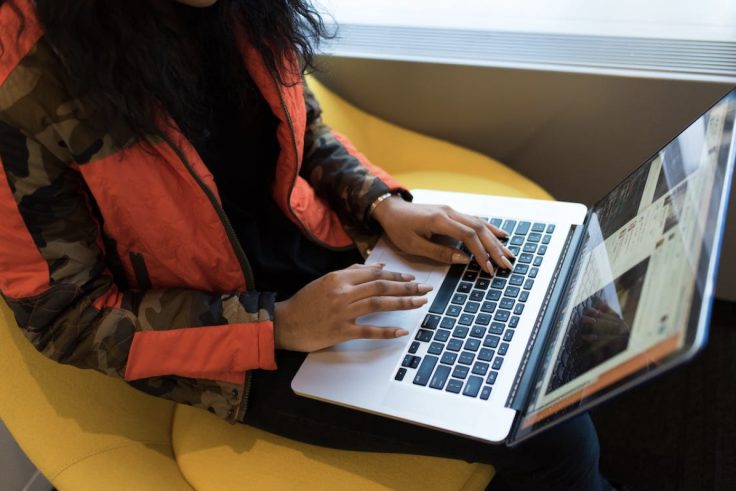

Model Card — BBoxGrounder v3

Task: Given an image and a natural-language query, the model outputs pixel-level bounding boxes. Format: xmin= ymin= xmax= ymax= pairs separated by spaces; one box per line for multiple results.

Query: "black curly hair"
xmin=0 ymin=0 xmax=333 ymax=145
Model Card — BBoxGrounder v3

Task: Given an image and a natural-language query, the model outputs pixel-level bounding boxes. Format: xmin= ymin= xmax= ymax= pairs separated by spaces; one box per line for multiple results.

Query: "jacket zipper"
xmin=270 ymin=73 xmax=356 ymax=253
xmin=160 ymin=134 xmax=256 ymax=417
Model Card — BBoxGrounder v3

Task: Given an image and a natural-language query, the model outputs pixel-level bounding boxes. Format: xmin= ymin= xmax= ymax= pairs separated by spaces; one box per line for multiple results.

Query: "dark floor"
xmin=592 ymin=299 xmax=736 ymax=491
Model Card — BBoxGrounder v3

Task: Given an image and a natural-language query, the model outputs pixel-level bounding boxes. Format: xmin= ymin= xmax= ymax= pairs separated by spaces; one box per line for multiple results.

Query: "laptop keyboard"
xmin=394 ymin=218 xmax=556 ymax=401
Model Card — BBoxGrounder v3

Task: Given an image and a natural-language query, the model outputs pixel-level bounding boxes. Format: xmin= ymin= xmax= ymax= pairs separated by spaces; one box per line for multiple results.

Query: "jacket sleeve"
xmin=0 ymin=118 xmax=276 ymax=389
xmin=300 ymin=80 xmax=412 ymax=231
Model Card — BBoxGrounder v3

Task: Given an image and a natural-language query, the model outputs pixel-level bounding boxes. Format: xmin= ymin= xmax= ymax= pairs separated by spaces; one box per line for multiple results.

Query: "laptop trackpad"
xmin=382 ymin=385 xmax=483 ymax=429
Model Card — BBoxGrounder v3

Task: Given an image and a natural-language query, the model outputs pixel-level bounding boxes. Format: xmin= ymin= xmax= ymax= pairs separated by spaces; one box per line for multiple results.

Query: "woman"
xmin=0 ymin=0 xmax=613 ymax=489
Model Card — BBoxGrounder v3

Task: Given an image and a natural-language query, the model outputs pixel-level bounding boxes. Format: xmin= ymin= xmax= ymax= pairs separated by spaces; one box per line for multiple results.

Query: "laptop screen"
xmin=513 ymin=89 xmax=736 ymax=443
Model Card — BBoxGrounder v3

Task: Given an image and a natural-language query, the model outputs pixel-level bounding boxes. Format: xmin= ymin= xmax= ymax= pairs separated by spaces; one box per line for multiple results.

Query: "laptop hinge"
xmin=506 ymin=224 xmax=582 ymax=410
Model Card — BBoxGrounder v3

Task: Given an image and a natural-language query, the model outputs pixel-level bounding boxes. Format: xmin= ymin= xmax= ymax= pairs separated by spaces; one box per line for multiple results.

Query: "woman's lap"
xmin=242 ymin=350 xmax=610 ymax=491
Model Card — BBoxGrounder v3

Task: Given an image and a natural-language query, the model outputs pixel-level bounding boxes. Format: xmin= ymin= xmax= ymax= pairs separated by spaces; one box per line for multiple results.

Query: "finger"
xmin=346 ymin=323 xmax=410 ymax=341
xmin=446 ymin=212 xmax=514 ymax=272
xmin=348 ymin=262 xmax=385 ymax=270
xmin=349 ymin=279 xmax=433 ymax=302
xmin=487 ymin=222 xmax=509 ymax=238
xmin=349 ymin=294 xmax=429 ymax=318
xmin=340 ymin=265 xmax=417 ymax=285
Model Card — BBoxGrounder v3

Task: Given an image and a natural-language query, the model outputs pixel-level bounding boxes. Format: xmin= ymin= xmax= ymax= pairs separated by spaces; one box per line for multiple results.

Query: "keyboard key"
xmin=459 ymin=314 xmax=474 ymax=326
xmin=452 ymin=293 xmax=468 ymax=305
xmin=476 ymin=313 xmax=491 ymax=325
xmin=446 ymin=379 xmax=464 ymax=393
xmin=429 ymin=365 xmax=451 ymax=389
xmin=491 ymin=278 xmax=507 ymax=289
xmin=486 ymin=290 xmax=501 ymax=301
xmin=480 ymin=386 xmax=493 ymax=400
xmin=422 ymin=314 xmax=441 ymax=329
xmin=464 ymin=338 xmax=481 ymax=351
xmin=467 ymin=260 xmax=481 ymax=271
xmin=440 ymin=317 xmax=456 ymax=330
xmin=416 ymin=330 xmax=434 ymax=342
xmin=488 ymin=322 xmax=505 ymax=335
xmin=538 ymin=245 xmax=547 ymax=255
xmin=434 ymin=329 xmax=451 ymax=342
xmin=464 ymin=302 xmax=480 ymax=313
xmin=441 ymin=352 xmax=458 ymax=365
xmin=528 ymin=232 xmax=542 ymax=243
xmin=453 ymin=326 xmax=469 ymax=338
xmin=428 ymin=342 xmax=444 ymax=355
xmin=481 ymin=301 xmax=497 ymax=313
xmin=533 ymin=256 xmax=543 ymax=267
xmin=519 ymin=253 xmax=533 ymax=264
xmin=500 ymin=298 xmax=515 ymax=310
xmin=496 ymin=268 xmax=512 ymax=278
xmin=503 ymin=330 xmax=515 ymax=342
xmin=492 ymin=357 xmax=504 ymax=370
xmin=395 ymin=368 xmax=407 ymax=381
xmin=475 ymin=278 xmax=491 ymax=290
xmin=523 ymin=243 xmax=537 ymax=254
xmin=509 ymin=275 xmax=524 ymax=286
xmin=402 ymin=355 xmax=414 ymax=367
xmin=515 ymin=221 xmax=531 ymax=235
xmin=542 ymin=234 xmax=552 ymax=245
xmin=453 ymin=365 xmax=470 ymax=379
xmin=510 ymin=235 xmax=525 ymax=246
xmin=524 ymin=279 xmax=534 ymax=290
xmin=411 ymin=357 xmax=421 ymax=369
xmin=520 ymin=291 xmax=529 ymax=302
xmin=513 ymin=264 xmax=529 ymax=275
xmin=470 ymin=290 xmax=485 ymax=302
xmin=447 ymin=339 xmax=463 ymax=351
xmin=505 ymin=286 xmax=520 ymax=298
xmin=409 ymin=341 xmax=420 ymax=354
xmin=494 ymin=310 xmax=510 ymax=322
xmin=532 ymin=223 xmax=546 ymax=233
xmin=486 ymin=371 xmax=498 ymax=385
xmin=462 ymin=271 xmax=478 ymax=282
xmin=463 ymin=376 xmax=483 ymax=397
xmin=457 ymin=282 xmax=473 ymax=293
xmin=546 ymin=224 xmax=556 ymax=233
xmin=489 ymin=218 xmax=503 ymax=228
xmin=529 ymin=267 xmax=539 ymax=278
xmin=498 ymin=343 xmax=509 ymax=355
xmin=478 ymin=348 xmax=495 ymax=361
xmin=484 ymin=335 xmax=501 ymax=348
xmin=508 ymin=246 xmax=521 ymax=256
xmin=447 ymin=305 xmax=462 ymax=316
xmin=472 ymin=361 xmax=490 ymax=376
xmin=514 ymin=304 xmax=525 ymax=315
xmin=428 ymin=264 xmax=464 ymax=314
xmin=470 ymin=325 xmax=486 ymax=338
xmin=459 ymin=351 xmax=475 ymax=365
xmin=509 ymin=316 xmax=520 ymax=328
xmin=501 ymin=220 xmax=517 ymax=234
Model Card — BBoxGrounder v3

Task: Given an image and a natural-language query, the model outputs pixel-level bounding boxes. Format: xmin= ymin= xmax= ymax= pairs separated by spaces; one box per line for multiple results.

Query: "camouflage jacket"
xmin=0 ymin=0 xmax=406 ymax=423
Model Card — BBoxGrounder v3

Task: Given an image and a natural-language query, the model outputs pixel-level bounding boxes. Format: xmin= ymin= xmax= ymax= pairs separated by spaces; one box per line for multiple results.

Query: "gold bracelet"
xmin=367 ymin=192 xmax=395 ymax=220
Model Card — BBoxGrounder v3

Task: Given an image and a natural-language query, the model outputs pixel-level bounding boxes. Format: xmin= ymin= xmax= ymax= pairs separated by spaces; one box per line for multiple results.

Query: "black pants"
xmin=241 ymin=350 xmax=611 ymax=491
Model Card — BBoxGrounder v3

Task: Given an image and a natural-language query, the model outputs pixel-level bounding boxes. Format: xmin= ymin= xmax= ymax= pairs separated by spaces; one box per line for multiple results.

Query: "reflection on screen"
xmin=518 ymin=90 xmax=736 ymax=433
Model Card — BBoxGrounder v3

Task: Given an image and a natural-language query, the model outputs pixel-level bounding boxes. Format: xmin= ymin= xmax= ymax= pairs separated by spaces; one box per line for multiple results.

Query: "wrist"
xmin=370 ymin=194 xmax=403 ymax=225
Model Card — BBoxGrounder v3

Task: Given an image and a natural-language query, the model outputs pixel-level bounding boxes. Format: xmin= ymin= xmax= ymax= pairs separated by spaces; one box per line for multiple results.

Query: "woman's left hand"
xmin=371 ymin=196 xmax=515 ymax=275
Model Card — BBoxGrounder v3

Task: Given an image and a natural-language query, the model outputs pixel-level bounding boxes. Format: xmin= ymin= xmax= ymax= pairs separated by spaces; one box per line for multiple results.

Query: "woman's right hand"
xmin=273 ymin=263 xmax=433 ymax=352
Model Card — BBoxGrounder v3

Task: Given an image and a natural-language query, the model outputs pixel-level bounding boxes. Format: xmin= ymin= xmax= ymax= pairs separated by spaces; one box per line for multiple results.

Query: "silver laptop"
xmin=292 ymin=88 xmax=736 ymax=446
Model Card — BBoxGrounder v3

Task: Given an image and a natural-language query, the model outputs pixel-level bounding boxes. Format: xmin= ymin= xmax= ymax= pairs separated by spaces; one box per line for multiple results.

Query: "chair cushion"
xmin=172 ymin=404 xmax=495 ymax=491
xmin=0 ymin=303 xmax=193 ymax=491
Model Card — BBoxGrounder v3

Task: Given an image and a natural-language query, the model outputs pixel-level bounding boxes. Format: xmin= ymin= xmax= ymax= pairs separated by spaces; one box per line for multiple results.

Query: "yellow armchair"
xmin=0 ymin=77 xmax=552 ymax=491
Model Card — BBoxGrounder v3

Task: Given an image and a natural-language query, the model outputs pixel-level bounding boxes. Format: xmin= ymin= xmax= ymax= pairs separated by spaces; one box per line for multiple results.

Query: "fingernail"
xmin=502 ymin=257 xmax=514 ymax=270
xmin=417 ymin=283 xmax=433 ymax=293
xmin=375 ymin=263 xmax=386 ymax=268
xmin=411 ymin=297 xmax=428 ymax=307
xmin=486 ymin=260 xmax=495 ymax=277
xmin=396 ymin=329 xmax=409 ymax=337
xmin=504 ymin=247 xmax=516 ymax=258
xmin=402 ymin=273 xmax=416 ymax=281
xmin=452 ymin=252 xmax=470 ymax=264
